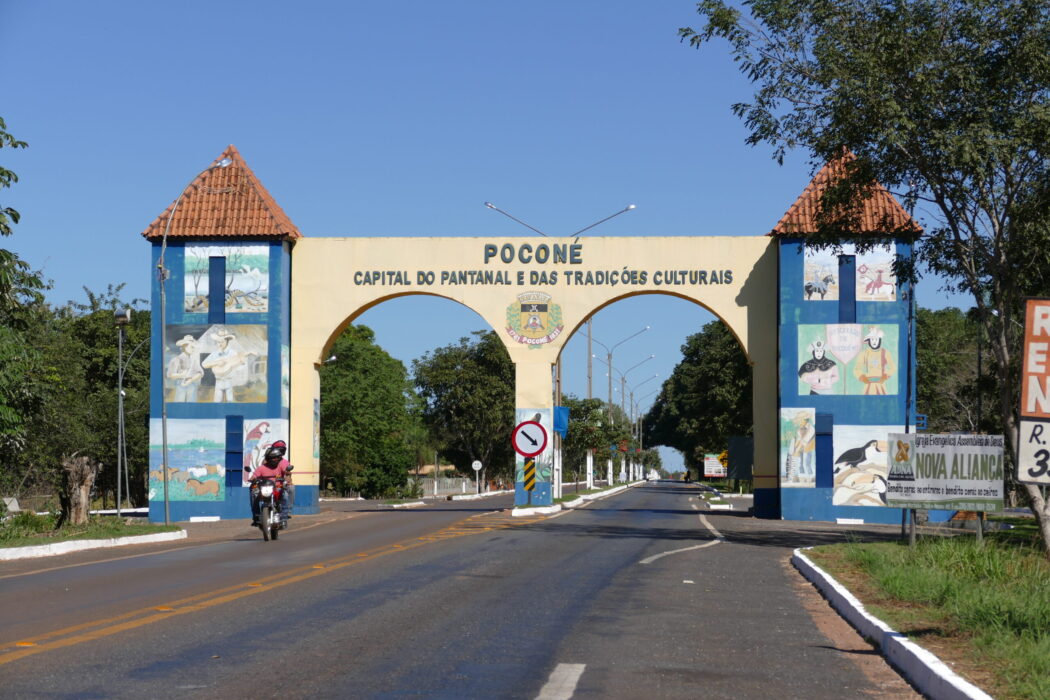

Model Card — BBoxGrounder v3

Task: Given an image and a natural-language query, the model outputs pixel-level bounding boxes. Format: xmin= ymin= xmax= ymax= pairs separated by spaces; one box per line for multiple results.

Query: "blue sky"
xmin=1 ymin=2 xmax=967 ymax=470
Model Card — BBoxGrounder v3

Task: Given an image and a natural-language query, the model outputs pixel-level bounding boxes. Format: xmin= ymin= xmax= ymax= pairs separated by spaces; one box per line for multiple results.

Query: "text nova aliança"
xmin=352 ymin=268 xmax=734 ymax=287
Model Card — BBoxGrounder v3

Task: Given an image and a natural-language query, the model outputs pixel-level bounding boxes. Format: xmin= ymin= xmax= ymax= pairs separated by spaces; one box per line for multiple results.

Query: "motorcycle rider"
xmin=270 ymin=440 xmax=294 ymax=519
xmin=246 ymin=440 xmax=293 ymax=527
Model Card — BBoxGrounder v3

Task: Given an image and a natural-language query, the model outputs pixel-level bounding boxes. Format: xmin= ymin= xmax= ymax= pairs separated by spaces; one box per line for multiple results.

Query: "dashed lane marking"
xmin=536 ymin=663 xmax=586 ymax=700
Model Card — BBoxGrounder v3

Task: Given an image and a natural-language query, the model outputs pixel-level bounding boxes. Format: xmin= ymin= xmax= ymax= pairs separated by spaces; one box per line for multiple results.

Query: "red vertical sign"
xmin=1018 ymin=298 xmax=1050 ymax=484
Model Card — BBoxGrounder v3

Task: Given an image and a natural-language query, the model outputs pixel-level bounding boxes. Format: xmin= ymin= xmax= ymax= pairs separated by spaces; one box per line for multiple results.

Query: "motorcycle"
xmin=251 ymin=477 xmax=286 ymax=541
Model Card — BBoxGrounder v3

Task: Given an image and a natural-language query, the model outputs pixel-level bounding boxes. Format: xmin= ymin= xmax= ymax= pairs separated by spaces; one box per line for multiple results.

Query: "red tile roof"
xmin=770 ymin=151 xmax=920 ymax=236
xmin=142 ymin=145 xmax=301 ymax=241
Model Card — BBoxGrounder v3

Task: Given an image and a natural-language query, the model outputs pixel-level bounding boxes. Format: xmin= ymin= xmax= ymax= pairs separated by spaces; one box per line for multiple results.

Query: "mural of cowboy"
xmin=166 ymin=334 xmax=204 ymax=402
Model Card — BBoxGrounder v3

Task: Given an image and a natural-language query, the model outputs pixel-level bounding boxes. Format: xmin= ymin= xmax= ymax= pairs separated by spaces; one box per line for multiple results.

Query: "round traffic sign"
xmin=512 ymin=420 xmax=548 ymax=457
xmin=471 ymin=460 xmax=483 ymax=471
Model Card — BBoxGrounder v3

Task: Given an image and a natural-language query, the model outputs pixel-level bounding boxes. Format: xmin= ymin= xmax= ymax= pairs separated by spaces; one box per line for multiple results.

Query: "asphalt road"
xmin=0 ymin=482 xmax=917 ymax=699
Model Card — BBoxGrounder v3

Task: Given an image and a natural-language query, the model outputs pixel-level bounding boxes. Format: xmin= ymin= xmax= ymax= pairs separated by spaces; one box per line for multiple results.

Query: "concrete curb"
xmin=580 ymin=484 xmax=628 ymax=501
xmin=449 ymin=489 xmax=514 ymax=501
xmin=511 ymin=504 xmax=562 ymax=517
xmin=381 ymin=501 xmax=425 ymax=509
xmin=792 ymin=548 xmax=992 ymax=700
xmin=0 ymin=530 xmax=188 ymax=561
xmin=513 ymin=480 xmax=641 ymax=516
xmin=560 ymin=496 xmax=586 ymax=509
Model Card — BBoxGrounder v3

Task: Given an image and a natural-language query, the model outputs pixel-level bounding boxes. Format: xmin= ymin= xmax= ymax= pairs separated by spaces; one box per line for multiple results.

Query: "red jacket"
xmin=250 ymin=458 xmax=292 ymax=483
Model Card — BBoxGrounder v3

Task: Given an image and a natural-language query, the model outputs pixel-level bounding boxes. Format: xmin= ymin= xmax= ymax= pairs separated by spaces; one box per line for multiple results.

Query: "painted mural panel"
xmin=148 ymin=418 xmax=225 ymax=501
xmin=184 ymin=244 xmax=269 ymax=313
xmin=798 ymin=324 xmax=899 ymax=395
xmin=164 ymin=324 xmax=268 ymax=403
xmin=803 ymin=244 xmax=896 ymax=302
xmin=832 ymin=425 xmax=901 ymax=507
xmin=243 ymin=418 xmax=288 ymax=486
xmin=779 ymin=408 xmax=816 ymax=487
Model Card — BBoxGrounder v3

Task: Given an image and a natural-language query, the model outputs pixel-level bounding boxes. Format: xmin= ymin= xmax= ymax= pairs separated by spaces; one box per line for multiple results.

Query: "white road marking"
xmin=683 ymin=579 xmax=695 ymax=584
xmin=638 ymin=538 xmax=721 ymax=564
xmin=638 ymin=506 xmax=729 ymax=565
xmin=536 ymin=663 xmax=586 ymax=700
xmin=698 ymin=512 xmax=724 ymax=539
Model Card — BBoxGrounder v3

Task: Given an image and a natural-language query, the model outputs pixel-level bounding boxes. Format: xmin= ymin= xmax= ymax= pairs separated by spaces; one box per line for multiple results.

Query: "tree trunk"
xmin=60 ymin=454 xmax=101 ymax=526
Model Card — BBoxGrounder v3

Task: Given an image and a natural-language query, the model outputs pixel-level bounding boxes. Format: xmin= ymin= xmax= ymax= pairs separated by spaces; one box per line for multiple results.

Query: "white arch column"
xmin=512 ymin=359 xmax=556 ymax=507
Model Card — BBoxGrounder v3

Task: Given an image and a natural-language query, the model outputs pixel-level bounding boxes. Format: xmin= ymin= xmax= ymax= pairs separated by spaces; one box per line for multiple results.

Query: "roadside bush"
xmin=841 ymin=536 xmax=1050 ymax=698
xmin=0 ymin=510 xmax=57 ymax=541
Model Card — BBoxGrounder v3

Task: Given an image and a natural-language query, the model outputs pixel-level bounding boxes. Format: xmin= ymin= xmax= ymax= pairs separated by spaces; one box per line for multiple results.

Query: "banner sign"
xmin=886 ymin=433 xmax=1004 ymax=511
xmin=703 ymin=454 xmax=726 ymax=478
xmin=1017 ymin=298 xmax=1050 ymax=484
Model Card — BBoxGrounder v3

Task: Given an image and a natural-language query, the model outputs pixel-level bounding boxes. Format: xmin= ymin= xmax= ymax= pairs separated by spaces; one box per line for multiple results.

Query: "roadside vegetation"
xmin=808 ymin=523 xmax=1050 ymax=699
xmin=0 ymin=509 xmax=179 ymax=548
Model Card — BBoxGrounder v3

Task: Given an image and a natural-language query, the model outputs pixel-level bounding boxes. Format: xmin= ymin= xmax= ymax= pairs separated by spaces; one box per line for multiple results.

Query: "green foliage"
xmin=0 ymin=115 xmax=27 ymax=239
xmin=0 ymin=116 xmax=46 ymax=468
xmin=413 ymin=331 xmax=515 ymax=479
xmin=0 ymin=510 xmax=57 ymax=542
xmin=0 ymin=512 xmax=179 ymax=547
xmin=320 ymin=324 xmax=417 ymax=499
xmin=915 ymin=307 xmax=1000 ymax=434
xmin=0 ymin=120 xmax=148 ymax=507
xmin=836 ymin=536 xmax=1050 ymax=698
xmin=644 ymin=321 xmax=752 ymax=468
xmin=12 ymin=286 xmax=151 ymax=504
xmin=558 ymin=395 xmax=640 ymax=481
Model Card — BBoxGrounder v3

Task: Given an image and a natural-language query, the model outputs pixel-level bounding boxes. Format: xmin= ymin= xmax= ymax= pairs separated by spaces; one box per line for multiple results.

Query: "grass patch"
xmin=0 ymin=511 xmax=180 ymax=548
xmin=809 ymin=529 xmax=1050 ymax=700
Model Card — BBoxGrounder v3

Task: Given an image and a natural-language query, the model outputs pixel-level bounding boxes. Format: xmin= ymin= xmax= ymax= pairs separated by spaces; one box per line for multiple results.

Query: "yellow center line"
xmin=0 ymin=510 xmax=522 ymax=665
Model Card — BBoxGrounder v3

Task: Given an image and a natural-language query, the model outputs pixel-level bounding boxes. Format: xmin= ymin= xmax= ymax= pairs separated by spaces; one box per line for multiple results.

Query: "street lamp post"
xmin=115 ymin=308 xmax=130 ymax=517
xmin=626 ymin=376 xmax=658 ymax=479
xmin=114 ymin=311 xmax=149 ymax=518
xmin=591 ymin=327 xmax=650 ymax=419
xmin=157 ymin=156 xmax=231 ymax=525
xmin=620 ymin=355 xmax=654 ymax=415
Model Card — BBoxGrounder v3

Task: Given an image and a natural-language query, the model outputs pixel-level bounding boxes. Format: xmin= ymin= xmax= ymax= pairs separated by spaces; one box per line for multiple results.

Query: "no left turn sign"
xmin=512 ymin=420 xmax=548 ymax=458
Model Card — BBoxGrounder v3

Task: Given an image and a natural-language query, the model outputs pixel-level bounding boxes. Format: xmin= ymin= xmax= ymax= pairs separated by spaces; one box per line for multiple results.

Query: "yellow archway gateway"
xmin=145 ymin=145 xmax=920 ymax=523
xmin=290 ymin=235 xmax=778 ymax=507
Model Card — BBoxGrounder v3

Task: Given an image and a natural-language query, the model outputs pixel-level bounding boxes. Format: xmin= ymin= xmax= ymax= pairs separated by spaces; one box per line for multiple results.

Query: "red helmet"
xmin=271 ymin=440 xmax=287 ymax=456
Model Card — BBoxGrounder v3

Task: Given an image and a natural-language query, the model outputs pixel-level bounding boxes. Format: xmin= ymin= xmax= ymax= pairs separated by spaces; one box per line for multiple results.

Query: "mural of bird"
xmin=834 ymin=440 xmax=881 ymax=471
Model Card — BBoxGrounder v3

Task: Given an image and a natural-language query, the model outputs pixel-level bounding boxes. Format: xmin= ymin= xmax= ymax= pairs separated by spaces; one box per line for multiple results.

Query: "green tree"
xmin=412 ymin=331 xmax=515 ymax=480
xmin=320 ymin=324 xmax=417 ymax=499
xmin=560 ymin=395 xmax=633 ymax=484
xmin=683 ymin=0 xmax=1050 ymax=554
xmin=0 ymin=116 xmax=47 ymax=487
xmin=16 ymin=286 xmax=151 ymax=507
xmin=644 ymin=321 xmax=752 ymax=471
xmin=916 ymin=307 xmax=983 ymax=434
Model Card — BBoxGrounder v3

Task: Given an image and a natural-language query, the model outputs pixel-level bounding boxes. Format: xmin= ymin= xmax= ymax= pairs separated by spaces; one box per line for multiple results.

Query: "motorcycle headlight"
xmin=260 ymin=484 xmax=274 ymax=497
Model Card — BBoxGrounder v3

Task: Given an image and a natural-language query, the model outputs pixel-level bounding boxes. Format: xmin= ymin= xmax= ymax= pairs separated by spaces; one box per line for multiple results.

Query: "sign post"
xmin=471 ymin=459 xmax=482 ymax=494
xmin=512 ymin=420 xmax=548 ymax=505
xmin=1018 ymin=298 xmax=1050 ymax=485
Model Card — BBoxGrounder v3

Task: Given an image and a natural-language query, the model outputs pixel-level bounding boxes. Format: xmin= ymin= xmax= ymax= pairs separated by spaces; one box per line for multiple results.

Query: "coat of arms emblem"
xmin=506 ymin=292 xmax=564 ymax=347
